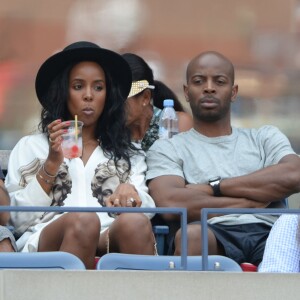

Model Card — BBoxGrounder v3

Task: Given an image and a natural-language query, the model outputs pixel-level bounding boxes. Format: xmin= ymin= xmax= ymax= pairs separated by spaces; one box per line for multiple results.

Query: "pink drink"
xmin=61 ymin=121 xmax=83 ymax=159
xmin=61 ymin=138 xmax=83 ymax=158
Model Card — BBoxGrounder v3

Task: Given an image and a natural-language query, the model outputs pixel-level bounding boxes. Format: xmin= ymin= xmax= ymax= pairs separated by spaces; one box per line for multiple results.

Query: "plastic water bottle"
xmin=159 ymin=99 xmax=179 ymax=139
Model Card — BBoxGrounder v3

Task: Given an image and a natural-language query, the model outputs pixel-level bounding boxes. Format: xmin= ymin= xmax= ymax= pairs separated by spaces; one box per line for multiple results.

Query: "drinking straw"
xmin=75 ymin=115 xmax=78 ymax=142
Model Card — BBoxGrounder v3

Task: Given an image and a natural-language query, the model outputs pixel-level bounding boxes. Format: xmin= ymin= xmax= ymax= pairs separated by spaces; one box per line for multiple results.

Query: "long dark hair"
xmin=38 ymin=61 xmax=134 ymax=171
xmin=122 ymin=53 xmax=185 ymax=111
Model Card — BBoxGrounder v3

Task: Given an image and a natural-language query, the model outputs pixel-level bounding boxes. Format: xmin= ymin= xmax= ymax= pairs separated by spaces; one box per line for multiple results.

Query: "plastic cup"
xmin=61 ymin=121 xmax=84 ymax=159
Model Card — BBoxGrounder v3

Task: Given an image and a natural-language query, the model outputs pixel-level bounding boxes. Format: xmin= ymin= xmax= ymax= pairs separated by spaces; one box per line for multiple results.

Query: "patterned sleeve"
xmin=259 ymin=214 xmax=300 ymax=272
xmin=5 ymin=135 xmax=53 ymax=234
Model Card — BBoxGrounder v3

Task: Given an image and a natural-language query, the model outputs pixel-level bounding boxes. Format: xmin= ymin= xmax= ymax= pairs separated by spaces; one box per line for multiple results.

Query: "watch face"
xmin=209 ymin=176 xmax=221 ymax=183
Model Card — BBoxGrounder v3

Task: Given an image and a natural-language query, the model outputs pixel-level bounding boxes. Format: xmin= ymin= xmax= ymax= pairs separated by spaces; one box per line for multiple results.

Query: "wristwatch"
xmin=208 ymin=176 xmax=222 ymax=197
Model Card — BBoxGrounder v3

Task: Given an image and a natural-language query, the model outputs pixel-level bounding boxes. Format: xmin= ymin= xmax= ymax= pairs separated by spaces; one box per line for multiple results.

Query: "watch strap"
xmin=211 ymin=181 xmax=222 ymax=197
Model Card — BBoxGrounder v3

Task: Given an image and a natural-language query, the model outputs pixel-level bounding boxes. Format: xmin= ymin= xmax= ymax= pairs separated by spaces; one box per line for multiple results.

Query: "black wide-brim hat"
xmin=35 ymin=41 xmax=132 ymax=106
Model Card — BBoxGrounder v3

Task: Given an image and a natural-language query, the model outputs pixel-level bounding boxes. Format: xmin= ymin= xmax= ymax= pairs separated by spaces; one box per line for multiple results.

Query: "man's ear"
xmin=231 ymin=84 xmax=238 ymax=102
xmin=183 ymin=84 xmax=189 ymax=102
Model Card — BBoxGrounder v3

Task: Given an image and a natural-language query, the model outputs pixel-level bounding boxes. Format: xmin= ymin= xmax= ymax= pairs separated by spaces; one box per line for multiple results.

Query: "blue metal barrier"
xmin=200 ymin=208 xmax=300 ymax=271
xmin=0 ymin=206 xmax=188 ymax=270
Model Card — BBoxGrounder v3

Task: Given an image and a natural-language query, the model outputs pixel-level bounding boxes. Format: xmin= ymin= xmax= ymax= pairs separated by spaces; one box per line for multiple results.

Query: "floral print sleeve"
xmin=141 ymin=106 xmax=162 ymax=152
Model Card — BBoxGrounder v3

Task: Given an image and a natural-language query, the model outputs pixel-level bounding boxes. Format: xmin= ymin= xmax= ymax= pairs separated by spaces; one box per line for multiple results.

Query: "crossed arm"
xmin=212 ymin=154 xmax=300 ymax=202
xmin=148 ymin=154 xmax=300 ymax=222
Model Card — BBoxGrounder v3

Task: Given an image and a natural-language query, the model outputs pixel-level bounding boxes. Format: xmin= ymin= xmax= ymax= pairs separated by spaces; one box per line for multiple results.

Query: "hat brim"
xmin=128 ymin=80 xmax=155 ymax=98
xmin=35 ymin=46 xmax=132 ymax=106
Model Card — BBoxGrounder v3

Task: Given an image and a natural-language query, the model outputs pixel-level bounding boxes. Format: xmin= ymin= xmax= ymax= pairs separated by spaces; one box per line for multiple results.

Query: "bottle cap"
xmin=163 ymin=99 xmax=174 ymax=107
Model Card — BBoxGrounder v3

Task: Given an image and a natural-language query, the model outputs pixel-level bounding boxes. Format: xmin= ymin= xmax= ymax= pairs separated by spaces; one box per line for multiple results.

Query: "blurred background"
xmin=1 ymin=0 xmax=300 ymax=152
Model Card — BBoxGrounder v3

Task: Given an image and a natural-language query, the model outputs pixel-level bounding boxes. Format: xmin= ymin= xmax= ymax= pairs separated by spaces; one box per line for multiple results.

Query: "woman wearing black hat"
xmin=5 ymin=41 xmax=156 ymax=269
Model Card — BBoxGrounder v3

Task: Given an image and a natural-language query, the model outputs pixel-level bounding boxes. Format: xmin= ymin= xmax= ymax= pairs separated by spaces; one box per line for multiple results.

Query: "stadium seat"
xmin=152 ymin=225 xmax=169 ymax=255
xmin=96 ymin=253 xmax=242 ymax=271
xmin=0 ymin=251 xmax=86 ymax=270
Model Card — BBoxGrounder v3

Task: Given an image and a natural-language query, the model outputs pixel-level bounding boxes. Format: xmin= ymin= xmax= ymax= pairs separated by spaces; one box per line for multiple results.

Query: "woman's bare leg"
xmin=97 ymin=213 xmax=155 ymax=256
xmin=38 ymin=212 xmax=100 ymax=269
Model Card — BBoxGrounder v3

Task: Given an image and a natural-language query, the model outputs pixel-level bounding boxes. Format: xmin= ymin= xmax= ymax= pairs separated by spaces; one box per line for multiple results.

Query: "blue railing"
xmin=0 ymin=206 xmax=188 ymax=270
xmin=200 ymin=207 xmax=300 ymax=271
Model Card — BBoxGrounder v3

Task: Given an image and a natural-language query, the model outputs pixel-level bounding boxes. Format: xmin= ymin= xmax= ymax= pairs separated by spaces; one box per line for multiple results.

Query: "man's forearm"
xmin=183 ymin=192 xmax=268 ymax=222
xmin=149 ymin=178 xmax=268 ymax=223
xmin=219 ymin=155 xmax=300 ymax=202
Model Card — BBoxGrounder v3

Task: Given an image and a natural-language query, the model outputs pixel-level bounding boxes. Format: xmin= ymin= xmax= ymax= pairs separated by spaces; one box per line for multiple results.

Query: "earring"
xmin=143 ymin=103 xmax=146 ymax=106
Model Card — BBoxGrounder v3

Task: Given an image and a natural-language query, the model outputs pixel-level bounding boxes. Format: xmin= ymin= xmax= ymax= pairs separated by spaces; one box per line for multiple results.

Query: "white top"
xmin=259 ymin=214 xmax=300 ymax=273
xmin=5 ymin=133 xmax=155 ymax=251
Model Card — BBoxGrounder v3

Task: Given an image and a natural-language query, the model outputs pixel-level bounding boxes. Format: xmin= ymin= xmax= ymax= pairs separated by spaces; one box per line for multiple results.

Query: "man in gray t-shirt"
xmin=146 ymin=51 xmax=300 ymax=265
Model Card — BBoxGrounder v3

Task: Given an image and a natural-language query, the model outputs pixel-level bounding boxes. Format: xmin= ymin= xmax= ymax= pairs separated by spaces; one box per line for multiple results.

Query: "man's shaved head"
xmin=186 ymin=51 xmax=235 ymax=84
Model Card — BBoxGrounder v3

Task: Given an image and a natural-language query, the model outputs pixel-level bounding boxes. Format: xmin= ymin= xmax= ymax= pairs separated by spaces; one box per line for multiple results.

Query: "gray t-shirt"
xmin=146 ymin=125 xmax=295 ymax=226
